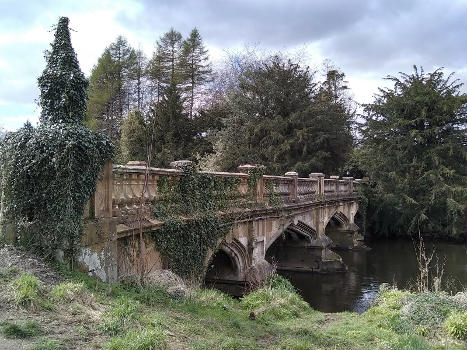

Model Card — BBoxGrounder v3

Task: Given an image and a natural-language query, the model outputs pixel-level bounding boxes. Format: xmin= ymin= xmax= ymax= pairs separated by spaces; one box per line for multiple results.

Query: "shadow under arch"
xmin=325 ymin=211 xmax=356 ymax=250
xmin=204 ymin=239 xmax=248 ymax=295
xmin=265 ymin=220 xmax=321 ymax=272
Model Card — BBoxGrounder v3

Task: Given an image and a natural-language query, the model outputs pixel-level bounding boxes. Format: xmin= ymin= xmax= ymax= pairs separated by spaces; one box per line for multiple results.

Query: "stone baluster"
xmin=285 ymin=171 xmax=298 ymax=202
xmin=309 ymin=173 xmax=325 ymax=197
xmin=94 ymin=161 xmax=113 ymax=218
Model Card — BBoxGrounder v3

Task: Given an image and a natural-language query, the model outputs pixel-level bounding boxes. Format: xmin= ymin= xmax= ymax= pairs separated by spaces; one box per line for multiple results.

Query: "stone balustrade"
xmin=87 ymin=161 xmax=365 ymax=220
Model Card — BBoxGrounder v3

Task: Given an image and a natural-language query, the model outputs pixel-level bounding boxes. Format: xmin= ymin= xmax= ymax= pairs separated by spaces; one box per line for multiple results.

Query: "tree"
xmin=148 ymin=29 xmax=183 ymax=96
xmin=149 ymin=83 xmax=195 ymax=167
xmin=355 ymin=66 xmax=467 ymax=238
xmin=38 ymin=17 xmax=87 ymax=123
xmin=120 ymin=111 xmax=148 ymax=164
xmin=180 ymin=28 xmax=212 ymax=117
xmin=86 ymin=36 xmax=138 ymax=142
xmin=205 ymin=55 xmax=354 ymax=176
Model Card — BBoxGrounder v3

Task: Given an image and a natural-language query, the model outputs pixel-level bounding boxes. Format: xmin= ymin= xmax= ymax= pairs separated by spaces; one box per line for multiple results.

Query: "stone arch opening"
xmin=265 ymin=221 xmax=321 ymax=272
xmin=325 ymin=211 xmax=355 ymax=250
xmin=203 ymin=240 xmax=247 ymax=295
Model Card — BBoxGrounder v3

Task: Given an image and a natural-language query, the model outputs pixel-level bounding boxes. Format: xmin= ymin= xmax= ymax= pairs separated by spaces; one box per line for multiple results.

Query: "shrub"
xmin=10 ymin=273 xmax=40 ymax=307
xmin=105 ymin=328 xmax=166 ymax=350
xmin=444 ymin=311 xmax=467 ymax=340
xmin=0 ymin=320 xmax=42 ymax=338
xmin=400 ymin=292 xmax=463 ymax=328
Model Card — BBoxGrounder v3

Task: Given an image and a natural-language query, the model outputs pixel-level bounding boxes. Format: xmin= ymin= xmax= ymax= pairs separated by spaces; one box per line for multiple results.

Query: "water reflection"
xmin=280 ymin=239 xmax=467 ymax=313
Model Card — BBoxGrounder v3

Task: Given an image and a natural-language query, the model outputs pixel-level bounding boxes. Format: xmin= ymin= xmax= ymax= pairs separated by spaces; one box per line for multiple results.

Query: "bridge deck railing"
xmin=88 ymin=162 xmax=366 ymax=220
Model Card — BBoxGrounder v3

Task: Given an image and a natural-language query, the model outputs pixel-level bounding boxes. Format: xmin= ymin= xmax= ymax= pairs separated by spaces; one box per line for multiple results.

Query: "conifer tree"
xmin=180 ymin=28 xmax=212 ymax=117
xmin=38 ymin=17 xmax=87 ymax=124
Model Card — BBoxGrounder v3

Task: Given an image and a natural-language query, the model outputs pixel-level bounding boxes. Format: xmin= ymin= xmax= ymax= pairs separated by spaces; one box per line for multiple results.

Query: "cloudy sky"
xmin=0 ymin=0 xmax=466 ymax=130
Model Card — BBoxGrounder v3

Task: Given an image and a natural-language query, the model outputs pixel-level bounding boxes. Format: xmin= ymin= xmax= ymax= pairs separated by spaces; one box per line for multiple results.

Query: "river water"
xmin=280 ymin=239 xmax=467 ymax=313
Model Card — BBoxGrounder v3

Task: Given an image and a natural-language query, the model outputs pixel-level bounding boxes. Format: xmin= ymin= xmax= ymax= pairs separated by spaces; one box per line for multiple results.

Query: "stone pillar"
xmin=94 ymin=161 xmax=113 ymax=218
xmin=285 ymin=171 xmax=298 ymax=202
xmin=309 ymin=173 xmax=325 ymax=197
xmin=342 ymin=176 xmax=354 ymax=193
xmin=238 ymin=164 xmax=265 ymax=203
xmin=330 ymin=175 xmax=339 ymax=193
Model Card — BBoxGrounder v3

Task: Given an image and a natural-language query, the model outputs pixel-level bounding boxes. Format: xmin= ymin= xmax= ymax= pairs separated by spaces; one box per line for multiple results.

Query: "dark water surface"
xmin=280 ymin=239 xmax=467 ymax=313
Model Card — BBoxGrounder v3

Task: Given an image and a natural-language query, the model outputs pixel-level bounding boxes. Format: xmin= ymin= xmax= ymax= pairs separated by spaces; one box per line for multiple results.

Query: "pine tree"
xmin=38 ymin=17 xmax=87 ymax=124
xmin=180 ymin=28 xmax=212 ymax=117
xmin=120 ymin=111 xmax=148 ymax=163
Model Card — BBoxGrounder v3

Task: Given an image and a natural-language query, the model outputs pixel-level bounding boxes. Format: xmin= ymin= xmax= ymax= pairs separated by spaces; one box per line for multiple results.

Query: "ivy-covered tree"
xmin=355 ymin=66 xmax=467 ymax=238
xmin=0 ymin=17 xmax=113 ymax=260
xmin=38 ymin=17 xmax=87 ymax=124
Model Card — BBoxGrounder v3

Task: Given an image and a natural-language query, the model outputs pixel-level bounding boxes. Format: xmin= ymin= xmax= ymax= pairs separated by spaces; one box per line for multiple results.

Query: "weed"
xmin=196 ymin=288 xmax=233 ymax=309
xmin=105 ymin=328 xmax=166 ymax=350
xmin=10 ymin=273 xmax=40 ymax=307
xmin=389 ymin=334 xmax=430 ymax=350
xmin=444 ymin=311 xmax=467 ymax=340
xmin=29 ymin=338 xmax=63 ymax=350
xmin=1 ymin=320 xmax=42 ymax=338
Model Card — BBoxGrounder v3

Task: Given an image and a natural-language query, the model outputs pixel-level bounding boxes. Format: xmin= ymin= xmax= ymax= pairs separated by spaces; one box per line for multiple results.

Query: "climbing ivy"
xmin=0 ymin=123 xmax=113 ymax=259
xmin=150 ymin=165 xmax=240 ymax=279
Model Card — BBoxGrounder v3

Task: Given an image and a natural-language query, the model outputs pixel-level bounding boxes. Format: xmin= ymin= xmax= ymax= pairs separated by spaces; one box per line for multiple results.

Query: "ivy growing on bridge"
xmin=0 ymin=17 xmax=113 ymax=260
xmin=150 ymin=165 xmax=241 ymax=279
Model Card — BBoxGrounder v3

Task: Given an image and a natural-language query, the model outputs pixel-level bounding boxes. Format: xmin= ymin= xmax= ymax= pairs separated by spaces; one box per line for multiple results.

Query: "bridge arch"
xmin=204 ymin=239 xmax=248 ymax=283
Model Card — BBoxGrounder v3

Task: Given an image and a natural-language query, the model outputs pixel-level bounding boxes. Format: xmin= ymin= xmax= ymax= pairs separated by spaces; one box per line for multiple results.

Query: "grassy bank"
xmin=0 ymin=263 xmax=466 ymax=350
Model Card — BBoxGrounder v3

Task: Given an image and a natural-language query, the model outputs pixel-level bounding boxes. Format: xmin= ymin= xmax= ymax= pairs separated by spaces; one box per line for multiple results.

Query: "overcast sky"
xmin=0 ymin=0 xmax=466 ymax=130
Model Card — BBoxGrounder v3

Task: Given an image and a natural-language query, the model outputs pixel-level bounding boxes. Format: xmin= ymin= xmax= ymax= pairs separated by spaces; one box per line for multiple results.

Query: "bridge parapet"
xmin=87 ymin=161 xmax=365 ymax=223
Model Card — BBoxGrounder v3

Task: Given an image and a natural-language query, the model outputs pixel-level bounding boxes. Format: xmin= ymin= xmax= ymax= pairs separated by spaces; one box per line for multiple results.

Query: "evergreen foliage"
xmin=38 ymin=17 xmax=87 ymax=124
xmin=120 ymin=111 xmax=148 ymax=164
xmin=204 ymin=55 xmax=354 ymax=176
xmin=0 ymin=17 xmax=113 ymax=259
xmin=355 ymin=67 xmax=467 ymax=237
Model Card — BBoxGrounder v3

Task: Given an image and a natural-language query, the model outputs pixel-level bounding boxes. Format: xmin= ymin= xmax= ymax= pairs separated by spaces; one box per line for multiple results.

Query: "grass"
xmin=29 ymin=338 xmax=63 ymax=350
xmin=0 ymin=320 xmax=42 ymax=338
xmin=2 ymin=266 xmax=466 ymax=350
xmin=10 ymin=273 xmax=40 ymax=307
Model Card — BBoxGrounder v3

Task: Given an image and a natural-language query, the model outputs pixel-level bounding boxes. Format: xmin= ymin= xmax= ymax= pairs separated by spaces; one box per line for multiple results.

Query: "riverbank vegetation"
xmin=0 ymin=250 xmax=465 ymax=350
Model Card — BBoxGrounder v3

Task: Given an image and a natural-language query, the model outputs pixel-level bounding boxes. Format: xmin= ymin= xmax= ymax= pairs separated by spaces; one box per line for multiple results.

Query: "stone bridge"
xmin=78 ymin=161 xmax=366 ymax=288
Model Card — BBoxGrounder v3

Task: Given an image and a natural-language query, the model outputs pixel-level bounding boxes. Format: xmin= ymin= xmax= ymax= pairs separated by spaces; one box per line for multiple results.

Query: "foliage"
xmin=0 ymin=17 xmax=113 ymax=260
xmin=38 ymin=17 xmax=87 ymax=124
xmin=180 ymin=28 xmax=213 ymax=117
xmin=10 ymin=273 xmax=40 ymax=307
xmin=120 ymin=110 xmax=148 ymax=163
xmin=150 ymin=165 xmax=240 ymax=279
xmin=204 ymin=54 xmax=354 ymax=176
xmin=444 ymin=311 xmax=467 ymax=340
xmin=354 ymin=66 xmax=467 ymax=237
xmin=0 ymin=123 xmax=113 ymax=258
xmin=0 ymin=320 xmax=42 ymax=339
xmin=105 ymin=328 xmax=166 ymax=350
xmin=86 ymin=36 xmax=141 ymax=143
